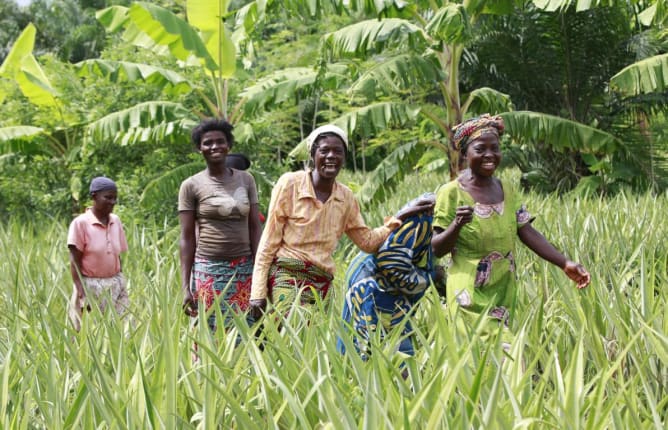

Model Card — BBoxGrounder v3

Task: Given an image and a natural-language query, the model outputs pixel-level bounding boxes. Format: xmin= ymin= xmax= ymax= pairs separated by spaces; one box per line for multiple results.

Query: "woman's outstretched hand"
xmin=395 ymin=196 xmax=435 ymax=221
xmin=563 ymin=261 xmax=591 ymax=289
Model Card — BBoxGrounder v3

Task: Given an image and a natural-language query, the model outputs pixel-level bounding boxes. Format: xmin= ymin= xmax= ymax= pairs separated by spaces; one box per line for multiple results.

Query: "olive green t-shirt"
xmin=178 ymin=169 xmax=259 ymax=260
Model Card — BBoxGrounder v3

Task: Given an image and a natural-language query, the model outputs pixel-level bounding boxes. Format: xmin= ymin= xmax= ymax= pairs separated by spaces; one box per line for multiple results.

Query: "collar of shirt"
xmin=83 ymin=208 xmax=116 ymax=226
xmin=296 ymin=170 xmax=345 ymax=203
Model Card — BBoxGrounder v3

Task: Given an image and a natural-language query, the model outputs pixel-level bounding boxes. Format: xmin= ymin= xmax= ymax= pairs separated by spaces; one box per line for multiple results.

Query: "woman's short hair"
xmin=191 ymin=118 xmax=235 ymax=149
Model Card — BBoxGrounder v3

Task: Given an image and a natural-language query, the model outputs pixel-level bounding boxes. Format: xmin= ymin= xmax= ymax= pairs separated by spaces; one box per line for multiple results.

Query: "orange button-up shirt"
xmin=250 ymin=170 xmax=400 ymax=300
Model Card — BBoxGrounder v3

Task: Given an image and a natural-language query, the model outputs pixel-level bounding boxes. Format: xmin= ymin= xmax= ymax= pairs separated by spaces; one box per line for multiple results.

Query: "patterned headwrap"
xmin=452 ymin=114 xmax=505 ymax=153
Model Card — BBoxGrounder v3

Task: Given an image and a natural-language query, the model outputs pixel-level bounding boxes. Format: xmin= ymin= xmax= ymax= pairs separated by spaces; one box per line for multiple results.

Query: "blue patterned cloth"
xmin=337 ymin=195 xmax=435 ymax=358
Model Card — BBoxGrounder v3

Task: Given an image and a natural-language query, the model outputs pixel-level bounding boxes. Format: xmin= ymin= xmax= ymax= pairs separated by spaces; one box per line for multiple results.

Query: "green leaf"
xmin=350 ymin=54 xmax=443 ymax=99
xmin=0 ymin=23 xmax=36 ymax=77
xmin=0 ymin=126 xmax=44 ymax=141
xmin=0 ymin=126 xmax=63 ymax=156
xmin=187 ymin=0 xmax=231 ymax=31
xmin=462 ymin=87 xmax=513 ymax=116
xmin=99 ymin=3 xmax=218 ymax=71
xmin=572 ymin=175 xmax=603 ymax=195
xmin=532 ymin=0 xmax=617 ymax=12
xmin=75 ymin=60 xmax=194 ymax=95
xmin=357 ymin=140 xmax=423 ymax=204
xmin=323 ymin=18 xmax=425 ymax=58
xmin=139 ymin=162 xmax=203 ymax=209
xmin=425 ymin=4 xmax=471 ymax=45
xmin=188 ymin=0 xmax=236 ymax=77
xmin=241 ymin=64 xmax=348 ymax=115
xmin=240 ymin=67 xmax=320 ymax=115
xmin=500 ymin=111 xmax=620 ymax=153
xmin=85 ymin=101 xmax=196 ymax=145
xmin=0 ymin=24 xmax=58 ymax=106
xmin=609 ymin=54 xmax=668 ymax=97
xmin=95 ymin=6 xmax=130 ymax=33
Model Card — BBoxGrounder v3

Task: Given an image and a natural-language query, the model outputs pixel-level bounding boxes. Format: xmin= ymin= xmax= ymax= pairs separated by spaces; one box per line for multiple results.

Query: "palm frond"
xmin=357 ymin=140 xmax=423 ymax=205
xmin=609 ymin=54 xmax=668 ymax=97
xmin=139 ymin=161 xmax=203 ymax=209
xmin=85 ymin=102 xmax=196 ymax=146
xmin=425 ymin=4 xmax=471 ymax=44
xmin=462 ymin=87 xmax=513 ymax=116
xmin=322 ymin=19 xmax=426 ymax=59
xmin=349 ymin=54 xmax=443 ymax=99
xmin=0 ymin=126 xmax=64 ymax=156
xmin=0 ymin=126 xmax=45 ymax=141
xmin=240 ymin=67 xmax=345 ymax=116
xmin=501 ymin=111 xmax=620 ymax=153
xmin=75 ymin=60 xmax=194 ymax=95
xmin=532 ymin=0 xmax=616 ymax=13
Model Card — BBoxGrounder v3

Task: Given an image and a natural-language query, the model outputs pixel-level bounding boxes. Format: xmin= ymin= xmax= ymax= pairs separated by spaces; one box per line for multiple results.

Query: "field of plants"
xmin=0 ymin=171 xmax=666 ymax=429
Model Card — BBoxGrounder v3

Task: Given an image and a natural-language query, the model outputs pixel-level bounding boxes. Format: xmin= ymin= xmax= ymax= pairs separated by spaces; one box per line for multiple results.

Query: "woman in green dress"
xmin=431 ymin=114 xmax=590 ymax=345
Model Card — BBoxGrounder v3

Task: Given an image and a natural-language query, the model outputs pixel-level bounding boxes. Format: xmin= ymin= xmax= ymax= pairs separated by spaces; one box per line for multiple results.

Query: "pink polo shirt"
xmin=67 ymin=209 xmax=128 ymax=278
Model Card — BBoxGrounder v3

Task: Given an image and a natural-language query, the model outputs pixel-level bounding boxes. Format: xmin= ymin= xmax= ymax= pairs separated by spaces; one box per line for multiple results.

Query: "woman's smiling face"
xmin=199 ymin=130 xmax=230 ymax=164
xmin=312 ymin=135 xmax=346 ymax=180
xmin=465 ymin=133 xmax=502 ymax=177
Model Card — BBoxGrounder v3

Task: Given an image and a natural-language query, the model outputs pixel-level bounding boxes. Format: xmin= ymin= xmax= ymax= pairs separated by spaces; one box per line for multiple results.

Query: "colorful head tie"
xmin=452 ymin=114 xmax=505 ymax=153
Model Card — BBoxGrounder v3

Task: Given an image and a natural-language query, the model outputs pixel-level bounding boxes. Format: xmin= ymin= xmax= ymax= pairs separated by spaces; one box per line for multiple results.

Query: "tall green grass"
xmin=0 ymin=171 xmax=666 ymax=428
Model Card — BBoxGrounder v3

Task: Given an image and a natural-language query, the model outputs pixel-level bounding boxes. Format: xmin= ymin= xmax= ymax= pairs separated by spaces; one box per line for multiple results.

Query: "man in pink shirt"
xmin=67 ymin=177 xmax=129 ymax=331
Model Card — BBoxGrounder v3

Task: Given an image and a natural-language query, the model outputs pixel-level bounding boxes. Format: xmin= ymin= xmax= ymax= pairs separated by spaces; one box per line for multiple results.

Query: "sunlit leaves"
xmin=187 ymin=0 xmax=236 ymax=77
xmin=0 ymin=23 xmax=58 ymax=106
xmin=322 ymin=18 xmax=425 ymax=58
xmin=609 ymin=54 xmax=668 ymax=97
xmin=425 ymin=4 xmax=471 ymax=45
xmin=75 ymin=60 xmax=194 ymax=95
xmin=350 ymin=54 xmax=443 ymax=99
xmin=97 ymin=3 xmax=218 ymax=71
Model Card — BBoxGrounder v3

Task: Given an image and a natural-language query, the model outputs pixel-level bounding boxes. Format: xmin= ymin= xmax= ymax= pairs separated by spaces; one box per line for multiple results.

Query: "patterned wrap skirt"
xmin=190 ymin=255 xmax=253 ymax=331
xmin=269 ymin=257 xmax=333 ymax=309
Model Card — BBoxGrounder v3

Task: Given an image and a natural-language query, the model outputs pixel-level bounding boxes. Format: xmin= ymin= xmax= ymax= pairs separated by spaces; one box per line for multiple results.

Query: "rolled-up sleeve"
xmin=344 ymin=198 xmax=401 ymax=254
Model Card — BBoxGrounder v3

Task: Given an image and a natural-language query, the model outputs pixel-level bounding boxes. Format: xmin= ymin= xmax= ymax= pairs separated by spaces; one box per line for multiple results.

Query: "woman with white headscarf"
xmin=249 ymin=124 xmax=433 ymax=317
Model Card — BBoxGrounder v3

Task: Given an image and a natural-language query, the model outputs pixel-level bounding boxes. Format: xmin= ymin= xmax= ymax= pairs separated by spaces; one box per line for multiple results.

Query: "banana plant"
xmin=0 ymin=23 xmax=65 ymax=156
xmin=89 ymin=0 xmax=236 ymax=120
xmin=73 ymin=0 xmax=258 ymax=208
xmin=0 ymin=23 xmax=89 ymax=203
xmin=281 ymin=0 xmax=667 ymax=201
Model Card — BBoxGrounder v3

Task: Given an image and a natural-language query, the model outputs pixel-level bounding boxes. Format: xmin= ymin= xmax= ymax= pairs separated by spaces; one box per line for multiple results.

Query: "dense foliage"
xmin=1 ymin=0 xmax=667 ymax=224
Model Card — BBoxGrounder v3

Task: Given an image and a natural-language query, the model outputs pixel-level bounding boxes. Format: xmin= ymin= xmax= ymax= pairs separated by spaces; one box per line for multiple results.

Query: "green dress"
xmin=433 ymin=178 xmax=532 ymax=330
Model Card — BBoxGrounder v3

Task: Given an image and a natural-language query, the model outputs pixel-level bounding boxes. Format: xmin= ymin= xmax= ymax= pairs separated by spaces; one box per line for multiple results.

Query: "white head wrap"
xmin=306 ymin=124 xmax=349 ymax=152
